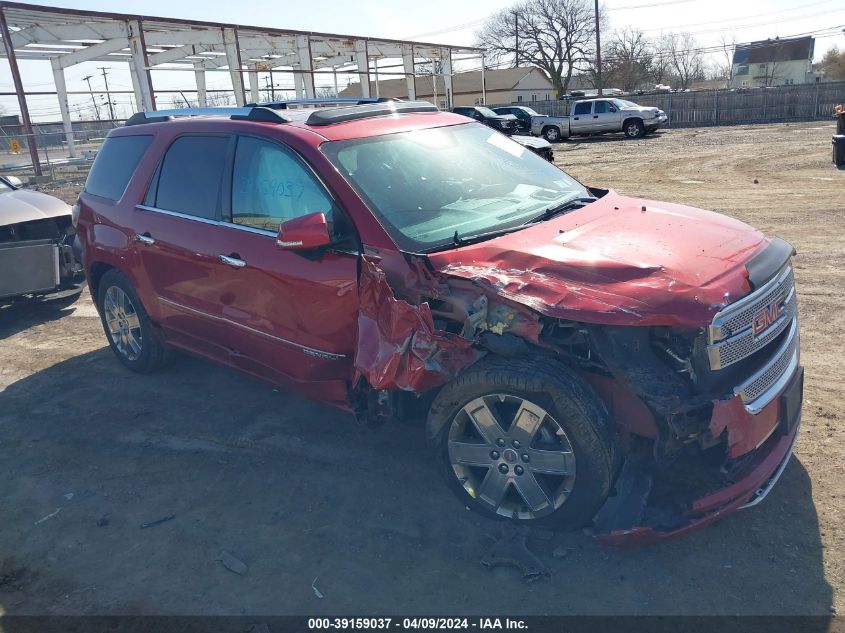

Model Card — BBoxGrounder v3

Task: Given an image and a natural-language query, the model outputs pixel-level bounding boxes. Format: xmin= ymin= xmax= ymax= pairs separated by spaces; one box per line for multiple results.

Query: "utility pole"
xmin=98 ymin=67 xmax=116 ymax=121
xmin=82 ymin=75 xmax=102 ymax=120
xmin=594 ymin=0 xmax=603 ymax=96
xmin=513 ymin=10 xmax=520 ymax=67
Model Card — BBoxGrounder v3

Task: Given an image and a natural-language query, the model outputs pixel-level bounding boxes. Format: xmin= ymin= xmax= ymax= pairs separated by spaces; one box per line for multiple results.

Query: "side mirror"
xmin=4 ymin=175 xmax=23 ymax=188
xmin=276 ymin=212 xmax=332 ymax=251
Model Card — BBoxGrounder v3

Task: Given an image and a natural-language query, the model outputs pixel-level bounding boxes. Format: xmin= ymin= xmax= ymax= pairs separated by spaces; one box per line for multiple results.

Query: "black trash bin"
xmin=834 ymin=135 xmax=845 ymax=167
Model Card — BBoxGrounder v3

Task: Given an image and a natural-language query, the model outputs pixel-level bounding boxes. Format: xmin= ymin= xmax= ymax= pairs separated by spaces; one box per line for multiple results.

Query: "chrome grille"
xmin=707 ymin=266 xmax=796 ymax=371
xmin=735 ymin=319 xmax=799 ymax=412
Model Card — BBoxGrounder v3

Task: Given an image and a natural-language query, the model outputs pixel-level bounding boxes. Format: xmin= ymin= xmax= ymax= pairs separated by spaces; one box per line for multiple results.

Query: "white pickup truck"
xmin=531 ymin=98 xmax=668 ymax=142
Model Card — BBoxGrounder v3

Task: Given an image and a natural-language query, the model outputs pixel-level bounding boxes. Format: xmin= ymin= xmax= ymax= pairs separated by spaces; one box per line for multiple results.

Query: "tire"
xmin=96 ymin=269 xmax=172 ymax=373
xmin=542 ymin=126 xmax=561 ymax=142
xmin=426 ymin=357 xmax=620 ymax=530
xmin=623 ymin=119 xmax=645 ymax=139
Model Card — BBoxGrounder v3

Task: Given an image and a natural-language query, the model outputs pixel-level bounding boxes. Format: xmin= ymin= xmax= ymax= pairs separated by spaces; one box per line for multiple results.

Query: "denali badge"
xmin=752 ymin=292 xmax=786 ymax=338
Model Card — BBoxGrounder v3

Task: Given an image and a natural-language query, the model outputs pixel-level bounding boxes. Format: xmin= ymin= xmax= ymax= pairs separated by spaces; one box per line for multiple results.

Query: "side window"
xmin=230 ymin=136 xmax=334 ymax=231
xmin=85 ymin=135 xmax=152 ymax=200
xmin=152 ymin=136 xmax=229 ymax=219
xmin=594 ymin=101 xmax=609 ymax=114
xmin=573 ymin=102 xmax=592 ymax=116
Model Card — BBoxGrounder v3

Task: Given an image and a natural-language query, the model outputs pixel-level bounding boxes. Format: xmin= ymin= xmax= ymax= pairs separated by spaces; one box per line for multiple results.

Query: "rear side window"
xmin=573 ymin=102 xmax=592 ymax=115
xmin=85 ymin=135 xmax=152 ymax=200
xmin=150 ymin=136 xmax=230 ymax=220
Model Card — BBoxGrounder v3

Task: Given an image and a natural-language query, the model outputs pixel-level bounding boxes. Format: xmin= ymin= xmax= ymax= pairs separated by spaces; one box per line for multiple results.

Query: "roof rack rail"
xmin=245 ymin=97 xmax=400 ymax=109
xmin=304 ymin=100 xmax=437 ymax=126
xmin=124 ymin=107 xmax=290 ymax=126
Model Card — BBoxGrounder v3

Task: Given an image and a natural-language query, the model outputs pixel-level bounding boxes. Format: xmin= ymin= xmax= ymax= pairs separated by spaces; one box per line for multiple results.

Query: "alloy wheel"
xmin=104 ymin=285 xmax=142 ymax=361
xmin=447 ymin=394 xmax=576 ymax=520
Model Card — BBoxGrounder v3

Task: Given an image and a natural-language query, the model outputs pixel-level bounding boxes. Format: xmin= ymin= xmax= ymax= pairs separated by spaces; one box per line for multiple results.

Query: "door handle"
xmin=573 ymin=117 xmax=579 ymax=120
xmin=135 ymin=233 xmax=155 ymax=245
xmin=593 ymin=115 xmax=599 ymax=118
xmin=219 ymin=254 xmax=247 ymax=269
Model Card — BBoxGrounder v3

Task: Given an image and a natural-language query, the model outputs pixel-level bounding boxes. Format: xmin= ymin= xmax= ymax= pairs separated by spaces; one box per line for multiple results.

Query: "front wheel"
xmin=542 ymin=126 xmax=561 ymax=142
xmin=624 ymin=119 xmax=645 ymax=139
xmin=427 ymin=357 xmax=619 ymax=530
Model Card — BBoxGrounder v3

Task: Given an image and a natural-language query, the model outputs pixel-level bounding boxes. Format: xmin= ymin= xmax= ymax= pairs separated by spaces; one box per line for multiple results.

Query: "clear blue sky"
xmin=1 ymin=0 xmax=843 ymax=120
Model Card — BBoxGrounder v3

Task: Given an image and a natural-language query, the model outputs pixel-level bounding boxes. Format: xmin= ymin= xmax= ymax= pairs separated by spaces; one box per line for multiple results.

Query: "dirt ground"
xmin=0 ymin=121 xmax=842 ymax=616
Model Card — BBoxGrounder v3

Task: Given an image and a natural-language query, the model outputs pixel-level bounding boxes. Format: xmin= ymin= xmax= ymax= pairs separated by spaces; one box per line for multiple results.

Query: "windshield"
xmin=475 ymin=107 xmax=499 ymax=118
xmin=612 ymin=99 xmax=638 ymax=108
xmin=0 ymin=179 xmax=14 ymax=193
xmin=520 ymin=107 xmax=541 ymax=116
xmin=321 ymin=123 xmax=590 ymax=252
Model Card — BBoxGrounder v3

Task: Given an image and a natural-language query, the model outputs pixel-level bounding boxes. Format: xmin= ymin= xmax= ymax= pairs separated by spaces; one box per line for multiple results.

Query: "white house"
xmin=730 ymin=36 xmax=822 ymax=88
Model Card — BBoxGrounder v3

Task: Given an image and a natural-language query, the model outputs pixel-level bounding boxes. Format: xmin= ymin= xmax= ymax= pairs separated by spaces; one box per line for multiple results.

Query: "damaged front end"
xmin=350 ymin=222 xmax=802 ymax=544
xmin=0 ymin=195 xmax=84 ymax=303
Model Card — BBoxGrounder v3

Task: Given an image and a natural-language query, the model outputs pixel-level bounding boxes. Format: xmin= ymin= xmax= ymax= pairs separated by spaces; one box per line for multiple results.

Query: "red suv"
xmin=76 ymin=100 xmax=803 ymax=544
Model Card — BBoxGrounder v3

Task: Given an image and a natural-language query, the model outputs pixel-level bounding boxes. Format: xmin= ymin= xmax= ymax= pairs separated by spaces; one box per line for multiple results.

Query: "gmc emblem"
xmin=752 ymin=292 xmax=786 ymax=337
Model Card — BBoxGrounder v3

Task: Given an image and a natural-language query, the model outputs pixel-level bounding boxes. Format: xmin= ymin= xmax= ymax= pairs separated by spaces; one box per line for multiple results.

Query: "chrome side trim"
xmin=135 ymin=205 xmax=277 ymax=237
xmin=158 ymin=296 xmax=345 ymax=360
xmin=136 ymin=204 xmax=220 ymax=226
xmin=735 ymin=319 xmax=799 ymax=413
xmin=738 ymin=420 xmax=799 ymax=510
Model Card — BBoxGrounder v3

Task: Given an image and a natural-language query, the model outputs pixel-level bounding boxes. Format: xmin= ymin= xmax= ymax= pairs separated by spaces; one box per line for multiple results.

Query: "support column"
xmin=440 ymin=48 xmax=453 ymax=110
xmin=295 ymin=35 xmax=315 ymax=99
xmin=127 ymin=20 xmax=155 ymax=111
xmin=481 ymin=53 xmax=487 ymax=105
xmin=194 ymin=63 xmax=207 ymax=106
xmin=223 ymin=27 xmax=245 ymax=106
xmin=248 ymin=66 xmax=260 ymax=104
xmin=51 ymin=58 xmax=77 ymax=158
xmin=402 ymin=44 xmax=416 ymax=100
xmin=293 ymin=70 xmax=305 ymax=99
xmin=0 ymin=7 xmax=41 ymax=175
xmin=354 ymin=40 xmax=370 ymax=98
xmin=373 ymin=57 xmax=379 ymax=98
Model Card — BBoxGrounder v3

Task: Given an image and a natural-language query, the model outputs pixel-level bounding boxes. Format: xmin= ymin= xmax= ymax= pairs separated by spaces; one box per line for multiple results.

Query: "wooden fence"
xmin=511 ymin=81 xmax=845 ymax=128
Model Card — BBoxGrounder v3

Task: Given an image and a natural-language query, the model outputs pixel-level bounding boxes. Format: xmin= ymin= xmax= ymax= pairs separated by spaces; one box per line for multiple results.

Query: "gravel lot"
xmin=0 ymin=121 xmax=841 ymax=616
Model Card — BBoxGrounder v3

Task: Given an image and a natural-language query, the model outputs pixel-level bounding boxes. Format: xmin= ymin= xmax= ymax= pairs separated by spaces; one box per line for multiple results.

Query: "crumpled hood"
xmin=427 ymin=191 xmax=769 ymax=328
xmin=0 ymin=188 xmax=71 ymax=226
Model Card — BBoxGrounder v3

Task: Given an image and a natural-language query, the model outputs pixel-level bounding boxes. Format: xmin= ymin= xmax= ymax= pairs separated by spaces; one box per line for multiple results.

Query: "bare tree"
xmin=713 ymin=33 xmax=737 ymax=88
xmin=661 ymin=32 xmax=705 ymax=90
xmin=477 ymin=0 xmax=597 ymax=95
xmin=600 ymin=27 xmax=653 ymax=92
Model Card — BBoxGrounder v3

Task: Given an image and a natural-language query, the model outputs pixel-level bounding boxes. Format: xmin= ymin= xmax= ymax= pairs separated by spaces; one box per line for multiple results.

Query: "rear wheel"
xmin=97 ymin=269 xmax=172 ymax=373
xmin=542 ymin=126 xmax=561 ymax=142
xmin=427 ymin=357 xmax=619 ymax=530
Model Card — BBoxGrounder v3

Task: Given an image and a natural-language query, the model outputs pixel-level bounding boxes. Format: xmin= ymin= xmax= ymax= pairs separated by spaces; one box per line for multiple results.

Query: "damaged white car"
xmin=0 ymin=176 xmax=84 ymax=304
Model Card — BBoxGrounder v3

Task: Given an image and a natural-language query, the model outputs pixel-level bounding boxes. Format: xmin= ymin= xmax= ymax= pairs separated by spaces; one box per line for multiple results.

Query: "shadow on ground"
xmin=0 ymin=348 xmax=834 ymax=616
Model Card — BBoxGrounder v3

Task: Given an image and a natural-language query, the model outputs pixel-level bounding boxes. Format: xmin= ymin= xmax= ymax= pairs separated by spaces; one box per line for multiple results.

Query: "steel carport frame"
xmin=0 ymin=1 xmax=484 ymax=174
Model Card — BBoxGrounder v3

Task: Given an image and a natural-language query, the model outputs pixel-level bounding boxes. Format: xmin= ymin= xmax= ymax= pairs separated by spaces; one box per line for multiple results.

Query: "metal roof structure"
xmin=0 ymin=1 xmax=485 ymax=174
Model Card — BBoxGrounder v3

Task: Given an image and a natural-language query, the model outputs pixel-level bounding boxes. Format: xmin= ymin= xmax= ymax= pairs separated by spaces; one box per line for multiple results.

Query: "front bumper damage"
xmin=596 ymin=364 xmax=803 ymax=546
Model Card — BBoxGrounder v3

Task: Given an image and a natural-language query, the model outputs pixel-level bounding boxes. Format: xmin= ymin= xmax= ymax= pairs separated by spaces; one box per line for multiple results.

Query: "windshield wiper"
xmin=526 ymin=196 xmax=597 ymax=224
xmin=451 ymin=225 xmax=527 ymax=248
